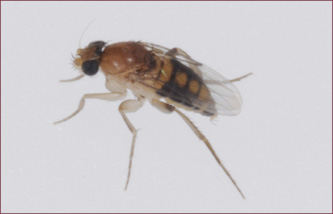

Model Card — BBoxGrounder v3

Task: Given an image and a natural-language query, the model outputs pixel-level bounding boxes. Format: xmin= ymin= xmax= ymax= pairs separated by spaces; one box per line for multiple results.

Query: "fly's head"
xmin=73 ymin=41 xmax=106 ymax=76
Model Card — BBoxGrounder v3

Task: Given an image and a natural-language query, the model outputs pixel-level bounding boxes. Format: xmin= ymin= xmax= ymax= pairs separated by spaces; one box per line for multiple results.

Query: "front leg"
xmin=54 ymin=92 xmax=126 ymax=124
xmin=118 ymin=97 xmax=145 ymax=190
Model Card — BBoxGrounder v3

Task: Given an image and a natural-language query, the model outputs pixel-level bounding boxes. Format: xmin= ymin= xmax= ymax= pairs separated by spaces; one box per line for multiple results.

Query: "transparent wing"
xmin=141 ymin=42 xmax=243 ymax=116
xmin=199 ymin=64 xmax=242 ymax=115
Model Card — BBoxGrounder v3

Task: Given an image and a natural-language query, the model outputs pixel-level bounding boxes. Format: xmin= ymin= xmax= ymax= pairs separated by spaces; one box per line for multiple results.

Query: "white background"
xmin=2 ymin=1 xmax=332 ymax=213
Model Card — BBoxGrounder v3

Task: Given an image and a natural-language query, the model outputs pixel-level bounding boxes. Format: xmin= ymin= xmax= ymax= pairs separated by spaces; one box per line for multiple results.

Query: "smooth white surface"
xmin=1 ymin=1 xmax=332 ymax=213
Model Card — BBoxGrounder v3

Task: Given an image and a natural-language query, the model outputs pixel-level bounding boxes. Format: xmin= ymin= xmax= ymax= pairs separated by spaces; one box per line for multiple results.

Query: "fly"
xmin=55 ymin=40 xmax=252 ymax=199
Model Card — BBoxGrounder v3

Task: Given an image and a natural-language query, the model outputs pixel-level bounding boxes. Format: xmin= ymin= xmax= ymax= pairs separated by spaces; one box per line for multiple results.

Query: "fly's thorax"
xmin=100 ymin=42 xmax=152 ymax=76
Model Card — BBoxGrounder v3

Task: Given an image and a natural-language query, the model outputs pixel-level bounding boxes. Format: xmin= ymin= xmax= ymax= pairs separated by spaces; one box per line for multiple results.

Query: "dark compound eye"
xmin=82 ymin=60 xmax=99 ymax=76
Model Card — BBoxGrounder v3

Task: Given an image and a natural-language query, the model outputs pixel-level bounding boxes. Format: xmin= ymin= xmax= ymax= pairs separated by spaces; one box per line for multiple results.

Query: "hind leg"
xmin=150 ymin=99 xmax=245 ymax=199
xmin=229 ymin=73 xmax=253 ymax=83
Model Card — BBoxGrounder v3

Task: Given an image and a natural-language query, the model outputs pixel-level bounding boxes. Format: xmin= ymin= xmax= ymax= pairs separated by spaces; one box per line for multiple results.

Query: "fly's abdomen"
xmin=156 ymin=59 xmax=217 ymax=117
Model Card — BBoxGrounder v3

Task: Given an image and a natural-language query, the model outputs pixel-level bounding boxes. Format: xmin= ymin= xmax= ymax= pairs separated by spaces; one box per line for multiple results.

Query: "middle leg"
xmin=118 ymin=97 xmax=145 ymax=190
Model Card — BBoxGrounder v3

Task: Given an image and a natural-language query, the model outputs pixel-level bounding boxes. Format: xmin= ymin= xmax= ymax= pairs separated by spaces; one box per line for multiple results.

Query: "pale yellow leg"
xmin=150 ymin=99 xmax=245 ymax=199
xmin=59 ymin=74 xmax=85 ymax=82
xmin=118 ymin=97 xmax=145 ymax=190
xmin=229 ymin=73 xmax=253 ymax=83
xmin=54 ymin=92 xmax=126 ymax=124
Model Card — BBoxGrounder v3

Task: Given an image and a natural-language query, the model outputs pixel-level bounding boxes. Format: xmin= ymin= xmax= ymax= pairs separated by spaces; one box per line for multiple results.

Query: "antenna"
xmin=79 ymin=19 xmax=96 ymax=48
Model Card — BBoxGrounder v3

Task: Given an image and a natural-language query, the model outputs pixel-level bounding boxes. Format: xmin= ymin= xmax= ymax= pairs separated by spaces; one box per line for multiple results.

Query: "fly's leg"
xmin=118 ymin=97 xmax=145 ymax=190
xmin=229 ymin=73 xmax=253 ymax=83
xmin=166 ymin=48 xmax=202 ymax=77
xmin=59 ymin=74 xmax=85 ymax=82
xmin=150 ymin=99 xmax=245 ymax=199
xmin=204 ymin=72 xmax=253 ymax=85
xmin=54 ymin=92 xmax=126 ymax=124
